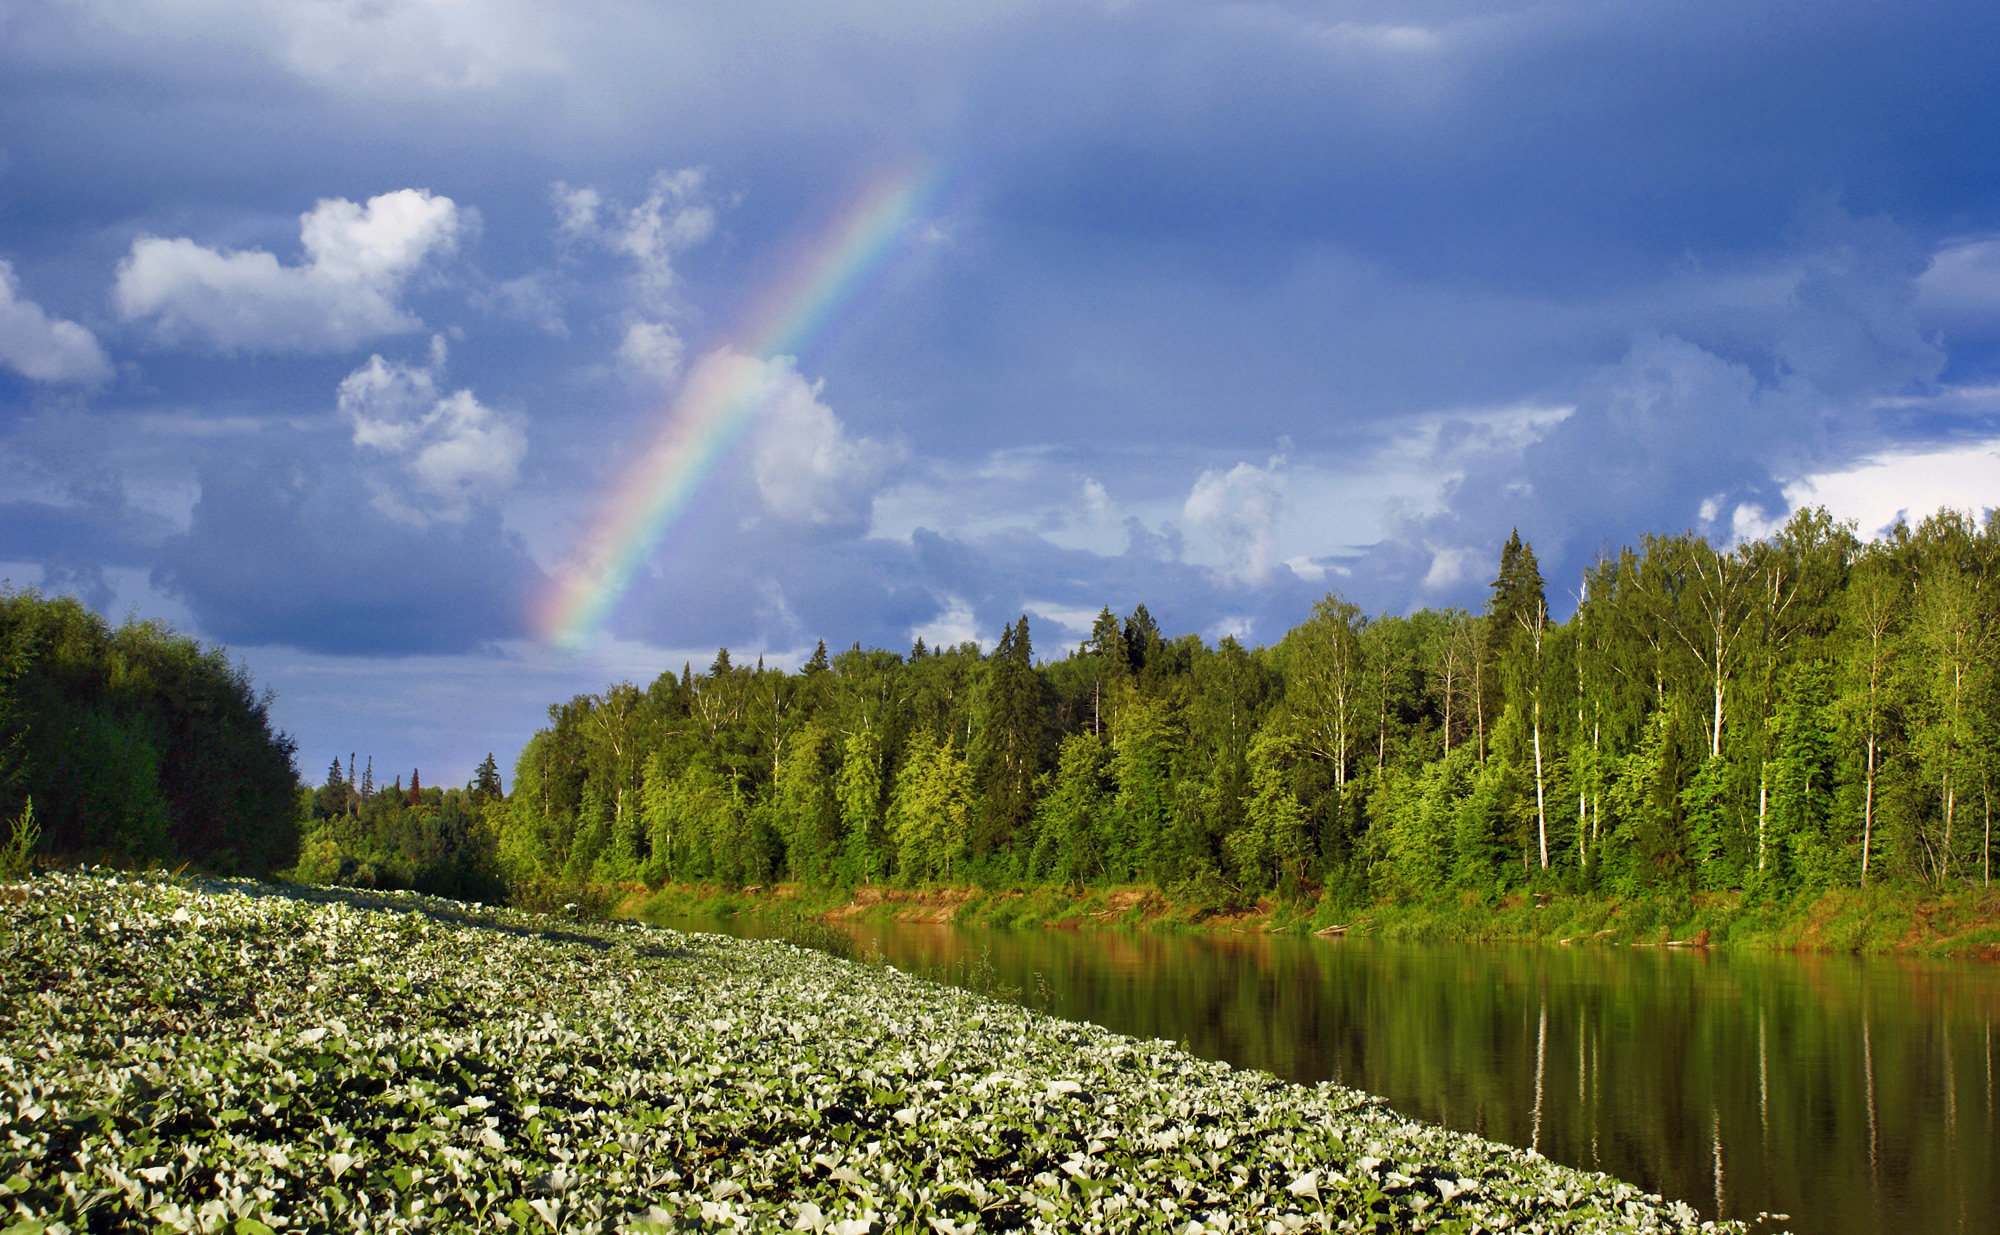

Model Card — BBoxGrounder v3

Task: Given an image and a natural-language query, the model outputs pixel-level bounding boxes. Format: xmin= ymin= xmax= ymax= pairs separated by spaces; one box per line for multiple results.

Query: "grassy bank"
xmin=629 ymin=880 xmax=2000 ymax=958
xmin=3 ymin=872 xmax=1754 ymax=1233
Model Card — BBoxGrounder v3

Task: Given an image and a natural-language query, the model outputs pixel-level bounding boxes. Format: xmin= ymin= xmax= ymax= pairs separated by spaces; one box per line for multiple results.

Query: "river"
xmin=654 ymin=915 xmax=2000 ymax=1235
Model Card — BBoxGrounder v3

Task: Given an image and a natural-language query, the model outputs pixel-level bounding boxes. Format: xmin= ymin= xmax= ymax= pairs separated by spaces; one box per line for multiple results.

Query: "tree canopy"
xmin=0 ymin=588 xmax=298 ymax=875
xmin=484 ymin=506 xmax=2000 ymax=902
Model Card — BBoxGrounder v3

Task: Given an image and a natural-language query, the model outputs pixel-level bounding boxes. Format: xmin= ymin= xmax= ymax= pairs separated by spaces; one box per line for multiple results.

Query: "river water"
xmin=656 ymin=916 xmax=2000 ymax=1235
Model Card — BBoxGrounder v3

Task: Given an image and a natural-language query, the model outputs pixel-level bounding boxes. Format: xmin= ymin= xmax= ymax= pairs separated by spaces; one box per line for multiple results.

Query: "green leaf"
xmin=234 ymin=1220 xmax=278 ymax=1235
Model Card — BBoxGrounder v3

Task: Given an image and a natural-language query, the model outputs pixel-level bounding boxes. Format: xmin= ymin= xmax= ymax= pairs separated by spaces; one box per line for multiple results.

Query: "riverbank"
xmin=629 ymin=880 xmax=2000 ymax=957
xmin=5 ymin=871 xmax=1756 ymax=1233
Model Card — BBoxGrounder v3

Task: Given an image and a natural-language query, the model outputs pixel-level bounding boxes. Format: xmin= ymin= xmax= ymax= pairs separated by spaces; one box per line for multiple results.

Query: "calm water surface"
xmin=662 ymin=916 xmax=2000 ymax=1235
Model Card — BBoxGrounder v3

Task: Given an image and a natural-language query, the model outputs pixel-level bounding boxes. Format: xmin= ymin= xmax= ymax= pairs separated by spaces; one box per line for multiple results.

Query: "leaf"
xmin=527 ymin=1197 xmax=562 ymax=1229
xmin=234 ymin=1220 xmax=278 ymax=1235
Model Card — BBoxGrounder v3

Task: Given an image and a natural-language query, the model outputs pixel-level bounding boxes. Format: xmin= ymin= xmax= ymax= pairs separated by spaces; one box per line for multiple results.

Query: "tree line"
xmin=0 ymin=588 xmax=298 ymax=875
xmin=291 ymin=752 xmax=507 ymax=899
xmin=478 ymin=506 xmax=1999 ymax=905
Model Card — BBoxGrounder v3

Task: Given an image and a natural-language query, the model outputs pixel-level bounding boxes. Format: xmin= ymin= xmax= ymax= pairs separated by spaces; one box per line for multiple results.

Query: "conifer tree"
xmin=1488 ymin=530 xmax=1547 ymax=639
xmin=408 ymin=769 xmax=421 ymax=806
xmin=472 ymin=753 xmax=503 ymax=800
xmin=975 ymin=616 xmax=1045 ymax=858
xmin=1490 ymin=533 xmax=1551 ymax=870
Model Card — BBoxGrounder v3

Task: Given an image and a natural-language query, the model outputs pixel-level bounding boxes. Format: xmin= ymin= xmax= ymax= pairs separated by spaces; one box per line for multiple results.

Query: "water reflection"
xmin=663 ymin=915 xmax=2000 ymax=1235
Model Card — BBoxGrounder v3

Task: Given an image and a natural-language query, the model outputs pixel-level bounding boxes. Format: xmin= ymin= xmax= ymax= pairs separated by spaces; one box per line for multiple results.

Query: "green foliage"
xmin=1030 ymin=732 xmax=1113 ymax=885
xmin=0 ymin=798 xmax=37 ymax=881
xmin=485 ymin=504 xmax=2000 ymax=909
xmin=1225 ymin=730 xmax=1312 ymax=894
xmin=0 ymin=588 xmax=297 ymax=874
xmin=291 ymin=773 xmax=505 ymax=903
xmin=4 ymin=872 xmax=1742 ymax=1234
xmin=889 ymin=729 xmax=974 ymax=883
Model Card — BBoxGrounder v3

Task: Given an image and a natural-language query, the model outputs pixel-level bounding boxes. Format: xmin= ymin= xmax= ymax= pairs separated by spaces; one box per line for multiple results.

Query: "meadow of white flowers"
xmin=1 ymin=873 xmax=1746 ymax=1234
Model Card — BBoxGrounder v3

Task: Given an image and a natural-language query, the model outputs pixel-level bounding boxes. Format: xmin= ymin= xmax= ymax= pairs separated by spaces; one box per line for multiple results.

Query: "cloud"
xmin=1917 ymin=235 xmax=2000 ymax=334
xmin=554 ymin=170 xmax=715 ymax=383
xmin=746 ymin=353 xmax=900 ymax=531
xmin=473 ymin=271 xmax=568 ymax=337
xmin=1773 ymin=201 xmax=1943 ymax=400
xmin=0 ymin=259 xmax=112 ymax=383
xmin=1782 ymin=439 xmax=2000 ymax=536
xmin=616 ymin=320 xmax=685 ymax=381
xmin=1183 ymin=454 xmax=1286 ymax=583
xmin=266 ymin=0 xmax=571 ymax=92
xmin=152 ymin=439 xmax=543 ymax=655
xmin=338 ymin=337 xmax=526 ymax=524
xmin=555 ymin=169 xmax=713 ymax=309
xmin=114 ymin=189 xmax=461 ymax=352
xmin=909 ymin=594 xmax=982 ymax=650
xmin=1337 ymin=205 xmax=1962 ymax=612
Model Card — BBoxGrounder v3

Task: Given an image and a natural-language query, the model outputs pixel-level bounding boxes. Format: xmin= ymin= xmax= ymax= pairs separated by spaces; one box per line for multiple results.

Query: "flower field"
xmin=2 ymin=873 xmax=1748 ymax=1234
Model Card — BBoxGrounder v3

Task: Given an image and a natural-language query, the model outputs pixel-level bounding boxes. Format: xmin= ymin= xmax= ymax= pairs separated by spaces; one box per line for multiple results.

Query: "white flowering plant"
xmin=0 ymin=872 xmax=1752 ymax=1234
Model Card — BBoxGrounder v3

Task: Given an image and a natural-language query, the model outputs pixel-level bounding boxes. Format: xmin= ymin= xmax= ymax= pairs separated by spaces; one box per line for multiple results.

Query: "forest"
xmin=461 ymin=505 xmax=1998 ymax=908
xmin=0 ymin=588 xmax=298 ymax=876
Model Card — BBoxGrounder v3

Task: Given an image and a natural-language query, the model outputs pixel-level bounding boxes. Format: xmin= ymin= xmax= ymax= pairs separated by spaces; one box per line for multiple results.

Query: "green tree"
xmin=837 ymin=729 xmax=888 ymax=883
xmin=1768 ymin=660 xmax=1842 ymax=889
xmin=471 ymin=752 xmax=503 ymax=800
xmin=774 ymin=722 xmax=840 ymax=882
xmin=973 ymin=616 xmax=1045 ymax=863
xmin=1030 ymin=733 xmax=1113 ymax=885
xmin=889 ymin=729 xmax=974 ymax=883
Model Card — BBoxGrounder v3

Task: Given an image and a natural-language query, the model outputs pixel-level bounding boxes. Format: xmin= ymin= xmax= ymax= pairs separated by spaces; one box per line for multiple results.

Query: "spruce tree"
xmin=1124 ymin=605 xmax=1162 ymax=674
xmin=1488 ymin=529 xmax=1547 ymax=636
xmin=408 ymin=769 xmax=421 ymax=806
xmin=472 ymin=753 xmax=503 ymax=800
xmin=975 ymin=617 xmax=1045 ymax=859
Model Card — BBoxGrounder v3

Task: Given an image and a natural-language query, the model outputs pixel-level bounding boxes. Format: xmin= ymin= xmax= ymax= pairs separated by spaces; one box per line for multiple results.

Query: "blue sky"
xmin=4 ymin=0 xmax=1999 ymax=788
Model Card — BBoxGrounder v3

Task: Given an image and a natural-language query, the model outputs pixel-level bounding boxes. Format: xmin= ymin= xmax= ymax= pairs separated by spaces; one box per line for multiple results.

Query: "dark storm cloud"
xmin=151 ymin=440 xmax=543 ymax=655
xmin=1352 ymin=204 xmax=1954 ymax=614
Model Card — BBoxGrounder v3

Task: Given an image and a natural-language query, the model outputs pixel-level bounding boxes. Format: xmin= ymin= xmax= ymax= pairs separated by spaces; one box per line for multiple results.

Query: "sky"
xmin=4 ymin=0 xmax=2000 ymax=789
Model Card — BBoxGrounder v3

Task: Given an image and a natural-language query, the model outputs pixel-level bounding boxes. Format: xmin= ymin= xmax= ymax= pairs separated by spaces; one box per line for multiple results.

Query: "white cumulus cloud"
xmin=617 ymin=320 xmax=685 ymax=382
xmin=0 ymin=259 xmax=112 ymax=383
xmin=555 ymin=169 xmax=715 ymax=383
xmin=741 ymin=351 xmax=900 ymax=531
xmin=115 ymin=189 xmax=461 ymax=352
xmin=338 ymin=336 xmax=525 ymax=523
xmin=1184 ymin=455 xmax=1287 ymax=584
xmin=1781 ymin=439 xmax=2000 ymax=537
xmin=555 ymin=169 xmax=712 ymax=308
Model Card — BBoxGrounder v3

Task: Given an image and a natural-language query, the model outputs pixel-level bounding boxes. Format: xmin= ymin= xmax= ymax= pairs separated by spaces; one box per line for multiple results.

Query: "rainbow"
xmin=534 ymin=163 xmax=945 ymax=648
